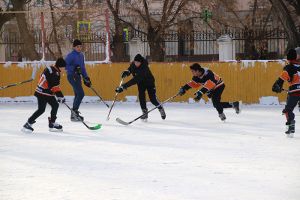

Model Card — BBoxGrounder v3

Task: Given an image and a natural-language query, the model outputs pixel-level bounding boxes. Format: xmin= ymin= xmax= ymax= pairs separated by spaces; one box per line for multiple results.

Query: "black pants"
xmin=210 ymin=84 xmax=233 ymax=114
xmin=28 ymin=93 xmax=59 ymax=124
xmin=283 ymin=95 xmax=300 ymax=124
xmin=138 ymin=84 xmax=162 ymax=110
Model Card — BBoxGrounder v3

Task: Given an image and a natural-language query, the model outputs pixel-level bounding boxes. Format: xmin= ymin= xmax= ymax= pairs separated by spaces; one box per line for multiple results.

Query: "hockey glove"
xmin=121 ymin=70 xmax=131 ymax=78
xmin=83 ymin=77 xmax=92 ymax=87
xmin=194 ymin=90 xmax=203 ymax=102
xmin=272 ymin=81 xmax=282 ymax=93
xmin=57 ymin=97 xmax=66 ymax=103
xmin=75 ymin=65 xmax=82 ymax=75
xmin=115 ymin=86 xmax=124 ymax=93
xmin=178 ymin=87 xmax=186 ymax=96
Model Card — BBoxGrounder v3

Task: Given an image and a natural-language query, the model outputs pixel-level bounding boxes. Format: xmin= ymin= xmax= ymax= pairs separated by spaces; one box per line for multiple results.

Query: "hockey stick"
xmin=106 ymin=78 xmax=124 ymax=121
xmin=90 ymin=86 xmax=110 ymax=108
xmin=0 ymin=67 xmax=37 ymax=90
xmin=63 ymin=102 xmax=101 ymax=130
xmin=116 ymin=93 xmax=179 ymax=125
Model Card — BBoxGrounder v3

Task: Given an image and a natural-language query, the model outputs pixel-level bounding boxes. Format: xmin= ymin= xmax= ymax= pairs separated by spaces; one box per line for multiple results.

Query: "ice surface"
xmin=0 ymin=102 xmax=300 ymax=200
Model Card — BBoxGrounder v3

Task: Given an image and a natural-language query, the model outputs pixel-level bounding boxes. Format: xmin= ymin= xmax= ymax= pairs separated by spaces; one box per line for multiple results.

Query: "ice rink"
xmin=1 ymin=102 xmax=300 ymax=200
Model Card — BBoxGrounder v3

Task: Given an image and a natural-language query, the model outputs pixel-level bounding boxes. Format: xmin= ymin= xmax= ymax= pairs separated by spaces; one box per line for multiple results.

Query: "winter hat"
xmin=55 ymin=57 xmax=66 ymax=68
xmin=134 ymin=54 xmax=144 ymax=62
xmin=287 ymin=48 xmax=297 ymax=60
xmin=73 ymin=39 xmax=82 ymax=47
xmin=190 ymin=63 xmax=204 ymax=73
xmin=295 ymin=47 xmax=300 ymax=56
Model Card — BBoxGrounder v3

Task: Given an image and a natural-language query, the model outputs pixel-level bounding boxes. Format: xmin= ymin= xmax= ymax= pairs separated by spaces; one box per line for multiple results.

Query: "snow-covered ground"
xmin=1 ymin=102 xmax=300 ymax=200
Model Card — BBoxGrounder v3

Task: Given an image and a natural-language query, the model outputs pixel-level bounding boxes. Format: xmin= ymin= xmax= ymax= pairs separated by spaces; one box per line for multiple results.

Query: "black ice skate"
xmin=140 ymin=109 xmax=148 ymax=122
xmin=159 ymin=107 xmax=166 ymax=120
xmin=48 ymin=117 xmax=63 ymax=132
xmin=71 ymin=109 xmax=84 ymax=122
xmin=22 ymin=121 xmax=35 ymax=133
xmin=233 ymin=101 xmax=241 ymax=114
xmin=285 ymin=120 xmax=295 ymax=138
xmin=219 ymin=113 xmax=226 ymax=121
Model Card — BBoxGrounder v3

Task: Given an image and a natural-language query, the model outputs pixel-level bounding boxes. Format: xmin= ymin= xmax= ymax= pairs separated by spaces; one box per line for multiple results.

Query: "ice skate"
xmin=71 ymin=109 xmax=84 ymax=122
xmin=140 ymin=109 xmax=148 ymax=122
xmin=22 ymin=121 xmax=34 ymax=133
xmin=233 ymin=101 xmax=241 ymax=114
xmin=285 ymin=120 xmax=295 ymax=138
xmin=159 ymin=107 xmax=166 ymax=120
xmin=219 ymin=113 xmax=226 ymax=121
xmin=49 ymin=117 xmax=63 ymax=132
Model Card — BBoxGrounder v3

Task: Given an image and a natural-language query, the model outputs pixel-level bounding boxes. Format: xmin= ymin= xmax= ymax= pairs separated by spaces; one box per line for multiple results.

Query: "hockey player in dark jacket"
xmin=115 ymin=54 xmax=166 ymax=121
xmin=272 ymin=49 xmax=300 ymax=137
xmin=178 ymin=63 xmax=240 ymax=121
xmin=22 ymin=58 xmax=66 ymax=133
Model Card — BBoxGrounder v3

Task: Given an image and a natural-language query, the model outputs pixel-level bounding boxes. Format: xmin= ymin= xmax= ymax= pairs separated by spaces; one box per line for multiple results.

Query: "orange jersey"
xmin=279 ymin=64 xmax=300 ymax=94
xmin=186 ymin=68 xmax=224 ymax=94
xmin=35 ymin=66 xmax=63 ymax=97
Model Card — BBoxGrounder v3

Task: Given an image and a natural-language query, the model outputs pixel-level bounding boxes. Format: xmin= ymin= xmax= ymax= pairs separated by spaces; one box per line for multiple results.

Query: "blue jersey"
xmin=65 ymin=50 xmax=88 ymax=78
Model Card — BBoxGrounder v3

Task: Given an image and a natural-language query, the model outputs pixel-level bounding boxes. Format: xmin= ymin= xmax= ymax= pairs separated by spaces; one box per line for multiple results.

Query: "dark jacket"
xmin=122 ymin=58 xmax=155 ymax=89
xmin=35 ymin=65 xmax=63 ymax=98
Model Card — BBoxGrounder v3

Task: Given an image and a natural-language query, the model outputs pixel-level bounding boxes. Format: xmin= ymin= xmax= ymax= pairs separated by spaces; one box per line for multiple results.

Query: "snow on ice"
xmin=0 ymin=102 xmax=300 ymax=200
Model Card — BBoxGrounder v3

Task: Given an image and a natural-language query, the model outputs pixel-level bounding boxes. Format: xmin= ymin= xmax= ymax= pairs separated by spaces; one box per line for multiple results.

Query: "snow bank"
xmin=259 ymin=96 xmax=280 ymax=105
xmin=0 ymin=96 xmax=284 ymax=106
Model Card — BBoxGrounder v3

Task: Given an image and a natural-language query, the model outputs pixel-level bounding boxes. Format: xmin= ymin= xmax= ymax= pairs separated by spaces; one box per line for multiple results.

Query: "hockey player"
xmin=293 ymin=47 xmax=300 ymax=111
xmin=296 ymin=47 xmax=300 ymax=61
xmin=115 ymin=54 xmax=166 ymax=121
xmin=22 ymin=58 xmax=66 ymax=133
xmin=272 ymin=48 xmax=299 ymax=137
xmin=178 ymin=63 xmax=240 ymax=121
xmin=65 ymin=39 xmax=92 ymax=122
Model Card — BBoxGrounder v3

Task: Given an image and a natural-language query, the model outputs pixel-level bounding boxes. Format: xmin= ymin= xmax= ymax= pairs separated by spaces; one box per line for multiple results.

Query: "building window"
xmin=64 ymin=0 xmax=74 ymax=6
xmin=93 ymin=0 xmax=102 ymax=3
xmin=36 ymin=0 xmax=44 ymax=6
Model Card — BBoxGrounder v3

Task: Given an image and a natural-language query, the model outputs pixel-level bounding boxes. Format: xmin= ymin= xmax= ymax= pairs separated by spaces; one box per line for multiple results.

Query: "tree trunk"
xmin=77 ymin=0 xmax=84 ymax=21
xmin=0 ymin=12 xmax=14 ymax=31
xmin=11 ymin=0 xmax=39 ymax=60
xmin=111 ymin=19 xmax=127 ymax=61
xmin=49 ymin=0 xmax=62 ymax=58
xmin=269 ymin=0 xmax=300 ymax=49
xmin=147 ymin=28 xmax=164 ymax=62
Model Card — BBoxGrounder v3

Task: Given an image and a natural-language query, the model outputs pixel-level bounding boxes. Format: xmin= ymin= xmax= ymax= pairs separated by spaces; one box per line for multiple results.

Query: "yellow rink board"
xmin=0 ymin=61 xmax=288 ymax=104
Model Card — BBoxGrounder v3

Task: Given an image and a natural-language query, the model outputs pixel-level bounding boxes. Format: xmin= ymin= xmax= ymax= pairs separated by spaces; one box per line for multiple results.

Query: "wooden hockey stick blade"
xmin=116 ymin=118 xmax=130 ymax=125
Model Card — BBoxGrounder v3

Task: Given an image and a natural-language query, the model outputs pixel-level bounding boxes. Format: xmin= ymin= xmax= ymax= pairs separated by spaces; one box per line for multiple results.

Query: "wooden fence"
xmin=0 ymin=61 xmax=287 ymax=104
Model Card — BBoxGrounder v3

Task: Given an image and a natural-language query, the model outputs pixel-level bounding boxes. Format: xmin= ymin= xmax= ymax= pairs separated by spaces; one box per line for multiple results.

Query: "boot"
xmin=48 ymin=117 xmax=63 ymax=132
xmin=219 ymin=113 xmax=226 ymax=121
xmin=233 ymin=101 xmax=241 ymax=114
xmin=71 ymin=109 xmax=84 ymax=122
xmin=22 ymin=121 xmax=35 ymax=133
xmin=140 ymin=109 xmax=148 ymax=122
xmin=285 ymin=120 xmax=295 ymax=138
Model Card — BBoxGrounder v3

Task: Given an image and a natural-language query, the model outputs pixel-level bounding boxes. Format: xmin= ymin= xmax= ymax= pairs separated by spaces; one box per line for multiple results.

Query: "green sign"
xmin=202 ymin=9 xmax=212 ymax=23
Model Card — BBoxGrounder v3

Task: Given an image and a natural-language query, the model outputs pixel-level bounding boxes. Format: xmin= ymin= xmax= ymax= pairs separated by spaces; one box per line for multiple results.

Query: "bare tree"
xmin=106 ymin=0 xmax=128 ymax=61
xmin=131 ymin=0 xmax=191 ymax=61
xmin=0 ymin=2 xmax=14 ymax=31
xmin=109 ymin=0 xmax=193 ymax=61
xmin=269 ymin=0 xmax=300 ymax=48
xmin=10 ymin=0 xmax=39 ymax=60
